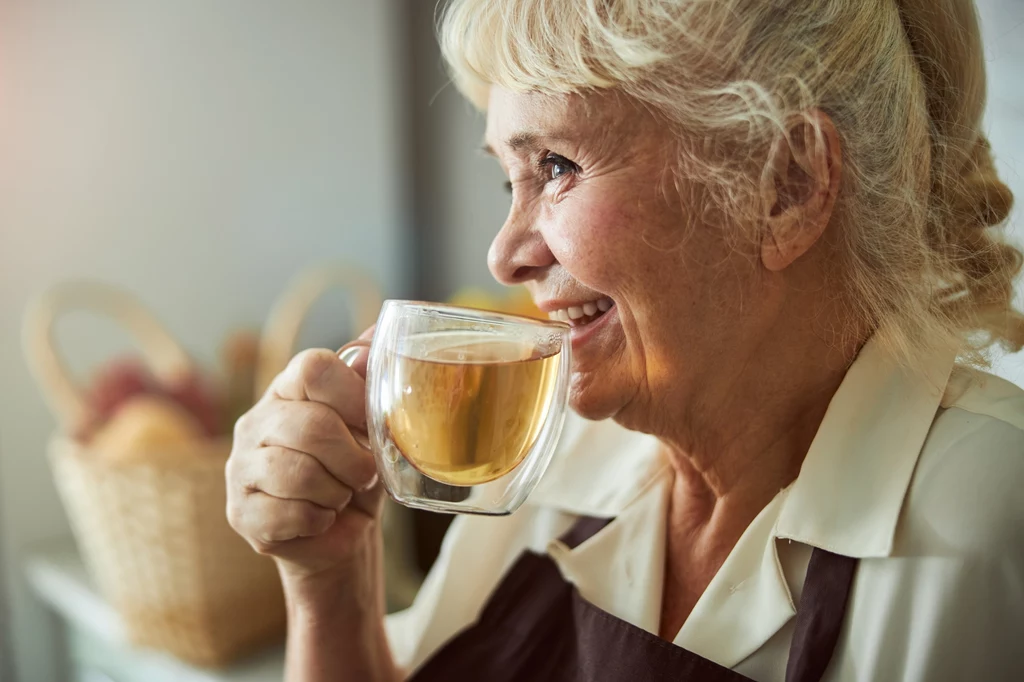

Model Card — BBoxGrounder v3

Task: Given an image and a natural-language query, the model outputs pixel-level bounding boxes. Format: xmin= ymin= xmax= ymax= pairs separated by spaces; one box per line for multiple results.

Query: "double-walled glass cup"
xmin=340 ymin=300 xmax=571 ymax=515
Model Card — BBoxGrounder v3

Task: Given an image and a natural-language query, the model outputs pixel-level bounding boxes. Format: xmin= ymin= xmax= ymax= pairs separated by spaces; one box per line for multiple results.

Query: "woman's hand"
xmin=226 ymin=337 xmax=399 ymax=681
xmin=227 ymin=341 xmax=383 ymax=583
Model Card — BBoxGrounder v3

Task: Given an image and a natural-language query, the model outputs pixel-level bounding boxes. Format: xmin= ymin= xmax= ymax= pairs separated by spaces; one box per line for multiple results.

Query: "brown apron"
xmin=410 ymin=517 xmax=858 ymax=682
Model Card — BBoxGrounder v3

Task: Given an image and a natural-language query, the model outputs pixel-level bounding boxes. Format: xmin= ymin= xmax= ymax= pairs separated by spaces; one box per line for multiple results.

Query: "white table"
xmin=24 ymin=538 xmax=285 ymax=682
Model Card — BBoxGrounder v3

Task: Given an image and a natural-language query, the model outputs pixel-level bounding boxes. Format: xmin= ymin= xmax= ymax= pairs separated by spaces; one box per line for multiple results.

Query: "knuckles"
xmin=291 ymin=349 xmax=340 ymax=394
xmin=297 ymin=403 xmax=344 ymax=444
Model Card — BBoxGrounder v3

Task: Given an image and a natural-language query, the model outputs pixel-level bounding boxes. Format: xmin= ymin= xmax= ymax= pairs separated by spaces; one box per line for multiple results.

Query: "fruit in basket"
xmin=84 ymin=358 xmax=155 ymax=425
xmin=89 ymin=394 xmax=206 ymax=463
xmin=77 ymin=356 xmax=226 ymax=445
xmin=166 ymin=372 xmax=222 ymax=437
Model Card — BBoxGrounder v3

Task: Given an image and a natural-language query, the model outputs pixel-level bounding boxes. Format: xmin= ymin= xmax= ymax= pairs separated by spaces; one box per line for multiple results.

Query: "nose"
xmin=487 ymin=207 xmax=556 ymax=285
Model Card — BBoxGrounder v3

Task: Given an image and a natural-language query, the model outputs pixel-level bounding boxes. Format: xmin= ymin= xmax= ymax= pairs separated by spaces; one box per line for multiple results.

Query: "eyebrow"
xmin=481 ymin=131 xmax=569 ymax=157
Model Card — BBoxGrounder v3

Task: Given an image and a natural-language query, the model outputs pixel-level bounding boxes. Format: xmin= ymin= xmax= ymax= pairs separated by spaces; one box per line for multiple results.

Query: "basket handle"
xmin=255 ymin=264 xmax=382 ymax=398
xmin=22 ymin=280 xmax=194 ymax=431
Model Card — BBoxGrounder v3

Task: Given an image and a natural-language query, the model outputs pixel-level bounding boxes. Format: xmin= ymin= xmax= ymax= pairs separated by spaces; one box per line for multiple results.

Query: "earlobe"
xmin=761 ymin=214 xmax=823 ymax=272
xmin=760 ymin=111 xmax=842 ymax=272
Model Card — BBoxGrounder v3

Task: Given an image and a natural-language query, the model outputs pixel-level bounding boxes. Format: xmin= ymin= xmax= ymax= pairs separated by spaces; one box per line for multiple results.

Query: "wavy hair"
xmin=440 ymin=0 xmax=1024 ymax=366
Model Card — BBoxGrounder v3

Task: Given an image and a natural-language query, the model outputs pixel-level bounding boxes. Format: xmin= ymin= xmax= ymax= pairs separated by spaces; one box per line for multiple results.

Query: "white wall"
xmin=979 ymin=0 xmax=1024 ymax=383
xmin=425 ymin=96 xmax=508 ymax=297
xmin=405 ymin=2 xmax=508 ymax=300
xmin=0 ymin=2 xmax=406 ymax=680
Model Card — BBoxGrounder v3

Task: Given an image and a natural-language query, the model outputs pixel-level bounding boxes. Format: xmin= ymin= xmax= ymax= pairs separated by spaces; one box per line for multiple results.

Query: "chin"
xmin=568 ymin=374 xmax=624 ymax=422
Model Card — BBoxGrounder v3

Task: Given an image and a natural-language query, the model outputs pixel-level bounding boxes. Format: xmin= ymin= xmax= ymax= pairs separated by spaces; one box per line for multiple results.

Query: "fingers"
xmin=225 ymin=331 xmax=386 ymax=559
xmin=250 ymin=399 xmax=378 ymax=492
xmin=228 ymin=491 xmax=337 ymax=548
xmin=271 ymin=348 xmax=367 ymax=430
xmin=347 ymin=481 xmax=387 ymax=520
xmin=240 ymin=446 xmax=354 ymax=510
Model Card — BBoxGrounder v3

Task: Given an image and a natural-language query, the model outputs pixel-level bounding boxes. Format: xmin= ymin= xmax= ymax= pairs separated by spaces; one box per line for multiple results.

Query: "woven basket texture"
xmin=50 ymin=437 xmax=285 ymax=667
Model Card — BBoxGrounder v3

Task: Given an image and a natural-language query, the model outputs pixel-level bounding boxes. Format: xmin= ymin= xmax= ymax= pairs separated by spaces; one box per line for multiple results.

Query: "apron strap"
xmin=785 ymin=548 xmax=859 ymax=682
xmin=559 ymin=516 xmax=614 ymax=550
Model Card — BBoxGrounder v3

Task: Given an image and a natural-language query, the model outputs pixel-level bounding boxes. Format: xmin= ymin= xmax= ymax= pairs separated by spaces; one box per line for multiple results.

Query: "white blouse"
xmin=384 ymin=337 xmax=1024 ymax=681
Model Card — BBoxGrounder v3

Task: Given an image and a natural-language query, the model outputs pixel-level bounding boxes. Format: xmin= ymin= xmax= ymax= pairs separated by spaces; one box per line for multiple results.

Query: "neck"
xmin=666 ymin=357 xmax=845 ymax=518
xmin=636 ymin=319 xmax=864 ymax=526
xmin=646 ymin=322 xmax=863 ymax=640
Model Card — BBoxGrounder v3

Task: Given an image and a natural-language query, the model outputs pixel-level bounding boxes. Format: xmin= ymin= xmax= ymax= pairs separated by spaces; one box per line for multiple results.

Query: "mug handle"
xmin=337 ymin=338 xmax=373 ymax=449
xmin=337 ymin=338 xmax=372 ymax=368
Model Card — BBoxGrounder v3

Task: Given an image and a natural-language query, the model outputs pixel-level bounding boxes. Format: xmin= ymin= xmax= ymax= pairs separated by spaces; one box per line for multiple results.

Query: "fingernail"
xmin=360 ymin=473 xmax=379 ymax=492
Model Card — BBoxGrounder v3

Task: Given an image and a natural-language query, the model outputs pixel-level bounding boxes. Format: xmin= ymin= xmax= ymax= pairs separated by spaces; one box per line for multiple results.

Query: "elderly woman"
xmin=226 ymin=0 xmax=1024 ymax=680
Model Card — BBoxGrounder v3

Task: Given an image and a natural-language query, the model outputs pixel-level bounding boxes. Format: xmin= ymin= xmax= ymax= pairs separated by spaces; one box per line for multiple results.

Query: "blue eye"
xmin=541 ymin=154 xmax=577 ymax=181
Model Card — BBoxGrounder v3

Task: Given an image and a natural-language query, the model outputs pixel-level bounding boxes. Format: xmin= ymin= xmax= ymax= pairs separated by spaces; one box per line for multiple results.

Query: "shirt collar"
xmin=531 ymin=333 xmax=958 ymax=667
xmin=547 ymin=471 xmax=672 ymax=633
xmin=774 ymin=334 xmax=958 ymax=558
xmin=543 ymin=465 xmax=796 ymax=668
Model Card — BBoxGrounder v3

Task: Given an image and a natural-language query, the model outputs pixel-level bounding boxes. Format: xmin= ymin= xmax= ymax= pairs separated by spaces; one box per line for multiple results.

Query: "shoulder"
xmin=930 ymin=364 xmax=1024 ymax=474
xmin=941 ymin=363 xmax=1024 ymax=431
xmin=900 ymin=365 xmax=1024 ymax=555
xmin=846 ymin=367 xmax=1024 ymax=680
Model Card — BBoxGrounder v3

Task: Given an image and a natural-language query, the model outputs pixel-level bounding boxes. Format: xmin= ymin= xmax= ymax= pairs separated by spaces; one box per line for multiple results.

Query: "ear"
xmin=760 ymin=110 xmax=843 ymax=272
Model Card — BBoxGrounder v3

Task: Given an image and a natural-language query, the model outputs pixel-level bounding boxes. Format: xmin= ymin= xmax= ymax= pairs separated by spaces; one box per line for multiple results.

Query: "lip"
xmin=569 ymin=303 xmax=617 ymax=349
xmin=535 ymin=298 xmax=608 ymax=314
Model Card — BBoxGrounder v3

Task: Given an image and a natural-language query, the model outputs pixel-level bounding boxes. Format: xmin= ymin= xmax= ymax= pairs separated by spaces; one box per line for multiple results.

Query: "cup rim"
xmin=381 ymin=299 xmax=570 ymax=331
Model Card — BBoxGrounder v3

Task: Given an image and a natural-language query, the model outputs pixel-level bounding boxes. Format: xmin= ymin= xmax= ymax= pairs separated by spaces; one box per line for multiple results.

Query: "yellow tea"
xmin=384 ymin=334 xmax=561 ymax=486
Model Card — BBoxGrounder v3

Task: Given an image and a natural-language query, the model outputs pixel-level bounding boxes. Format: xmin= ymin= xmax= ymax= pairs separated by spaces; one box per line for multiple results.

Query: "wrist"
xmin=282 ymin=569 xmax=382 ymax=620
xmin=285 ymin=594 xmax=398 ymax=682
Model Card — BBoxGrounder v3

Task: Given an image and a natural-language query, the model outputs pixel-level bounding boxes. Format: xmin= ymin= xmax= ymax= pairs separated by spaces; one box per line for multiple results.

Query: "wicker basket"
xmin=23 ymin=281 xmax=285 ymax=667
xmin=49 ymin=436 xmax=285 ymax=666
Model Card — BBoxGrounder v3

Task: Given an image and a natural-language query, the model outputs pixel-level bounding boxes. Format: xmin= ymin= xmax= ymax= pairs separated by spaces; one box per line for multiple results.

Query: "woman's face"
xmin=484 ymin=88 xmax=774 ymax=428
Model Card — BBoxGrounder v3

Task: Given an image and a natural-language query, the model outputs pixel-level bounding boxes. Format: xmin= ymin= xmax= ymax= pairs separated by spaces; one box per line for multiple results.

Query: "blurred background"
xmin=0 ymin=1 xmax=1021 ymax=680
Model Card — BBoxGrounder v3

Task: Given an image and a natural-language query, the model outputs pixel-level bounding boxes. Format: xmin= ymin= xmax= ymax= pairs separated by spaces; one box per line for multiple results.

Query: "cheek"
xmin=542 ymin=192 xmax=642 ymax=290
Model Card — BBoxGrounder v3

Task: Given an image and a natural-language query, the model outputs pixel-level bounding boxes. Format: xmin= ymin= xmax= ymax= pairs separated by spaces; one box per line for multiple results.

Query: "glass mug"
xmin=338 ymin=300 xmax=572 ymax=515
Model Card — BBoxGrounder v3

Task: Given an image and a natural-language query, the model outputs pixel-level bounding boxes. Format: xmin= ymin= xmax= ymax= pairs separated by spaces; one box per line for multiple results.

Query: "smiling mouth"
xmin=547 ymin=297 xmax=614 ymax=328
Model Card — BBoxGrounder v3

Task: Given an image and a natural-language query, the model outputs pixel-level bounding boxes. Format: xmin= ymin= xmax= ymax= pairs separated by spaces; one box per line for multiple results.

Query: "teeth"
xmin=547 ymin=298 xmax=613 ymax=325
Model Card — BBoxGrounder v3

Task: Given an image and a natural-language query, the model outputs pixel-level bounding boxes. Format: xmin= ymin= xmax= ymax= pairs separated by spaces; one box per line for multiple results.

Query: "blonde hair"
xmin=440 ymin=0 xmax=1024 ymax=365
